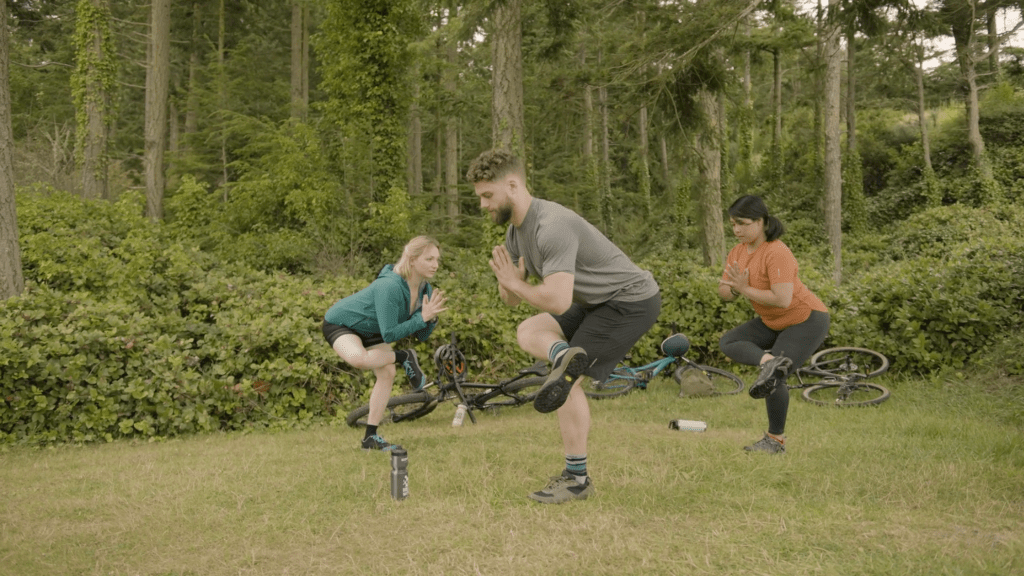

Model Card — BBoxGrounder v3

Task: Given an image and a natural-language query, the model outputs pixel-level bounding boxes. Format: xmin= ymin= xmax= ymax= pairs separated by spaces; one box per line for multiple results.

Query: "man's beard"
xmin=493 ymin=203 xmax=513 ymax=225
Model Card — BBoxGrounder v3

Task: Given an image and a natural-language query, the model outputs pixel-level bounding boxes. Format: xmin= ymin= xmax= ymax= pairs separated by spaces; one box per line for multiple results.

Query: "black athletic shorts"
xmin=322 ymin=320 xmax=385 ymax=348
xmin=552 ymin=292 xmax=661 ymax=382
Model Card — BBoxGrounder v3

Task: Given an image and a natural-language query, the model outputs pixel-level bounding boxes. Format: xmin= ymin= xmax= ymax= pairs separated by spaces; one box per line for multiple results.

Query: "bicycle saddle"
xmin=660 ymin=333 xmax=690 ymax=358
xmin=519 ymin=360 xmax=549 ymax=377
xmin=433 ymin=344 xmax=467 ymax=379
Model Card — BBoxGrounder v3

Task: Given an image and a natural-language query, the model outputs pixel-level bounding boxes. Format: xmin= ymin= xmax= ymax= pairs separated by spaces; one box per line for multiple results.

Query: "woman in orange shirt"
xmin=718 ymin=196 xmax=830 ymax=454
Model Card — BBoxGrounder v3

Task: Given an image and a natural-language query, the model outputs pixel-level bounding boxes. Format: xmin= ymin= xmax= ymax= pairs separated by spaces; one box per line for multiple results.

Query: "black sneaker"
xmin=533 ymin=347 xmax=589 ymax=413
xmin=361 ymin=434 xmax=397 ymax=452
xmin=400 ymin=349 xmax=427 ymax=390
xmin=528 ymin=470 xmax=594 ymax=504
xmin=748 ymin=355 xmax=792 ymax=399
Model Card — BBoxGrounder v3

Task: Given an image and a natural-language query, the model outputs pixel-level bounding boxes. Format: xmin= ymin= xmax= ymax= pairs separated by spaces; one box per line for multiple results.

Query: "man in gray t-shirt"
xmin=506 ymin=197 xmax=659 ymax=306
xmin=468 ymin=149 xmax=661 ymax=505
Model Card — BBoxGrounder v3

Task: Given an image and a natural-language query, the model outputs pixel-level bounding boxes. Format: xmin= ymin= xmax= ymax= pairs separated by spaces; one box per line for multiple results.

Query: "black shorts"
xmin=552 ymin=292 xmax=661 ymax=382
xmin=322 ymin=320 xmax=385 ymax=348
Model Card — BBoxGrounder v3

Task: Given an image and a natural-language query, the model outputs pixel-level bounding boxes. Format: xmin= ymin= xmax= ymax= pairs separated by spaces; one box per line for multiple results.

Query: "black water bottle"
xmin=390 ymin=446 xmax=409 ymax=500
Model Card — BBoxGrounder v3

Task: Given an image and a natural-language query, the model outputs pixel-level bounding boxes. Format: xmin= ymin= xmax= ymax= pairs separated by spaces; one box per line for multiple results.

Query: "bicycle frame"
xmin=423 ymin=361 xmax=547 ymax=425
xmin=605 ymin=354 xmax=697 ymax=388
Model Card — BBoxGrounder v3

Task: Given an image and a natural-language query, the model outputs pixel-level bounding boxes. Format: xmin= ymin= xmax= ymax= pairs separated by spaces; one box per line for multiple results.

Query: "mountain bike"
xmin=345 ymin=335 xmax=548 ymax=427
xmin=583 ymin=332 xmax=745 ymax=399
xmin=788 ymin=347 xmax=891 ymax=407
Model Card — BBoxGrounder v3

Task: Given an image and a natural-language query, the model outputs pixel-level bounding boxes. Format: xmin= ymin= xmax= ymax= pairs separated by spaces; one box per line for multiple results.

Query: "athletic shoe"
xmin=533 ymin=347 xmax=589 ymax=413
xmin=743 ymin=433 xmax=786 ymax=454
xmin=748 ymin=355 xmax=793 ymax=399
xmin=400 ymin=349 xmax=427 ymax=390
xmin=361 ymin=434 xmax=397 ymax=452
xmin=528 ymin=470 xmax=594 ymax=504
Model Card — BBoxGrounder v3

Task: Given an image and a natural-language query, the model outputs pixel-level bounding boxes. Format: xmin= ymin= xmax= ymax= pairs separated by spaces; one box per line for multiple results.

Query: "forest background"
xmin=0 ymin=0 xmax=1022 ymax=444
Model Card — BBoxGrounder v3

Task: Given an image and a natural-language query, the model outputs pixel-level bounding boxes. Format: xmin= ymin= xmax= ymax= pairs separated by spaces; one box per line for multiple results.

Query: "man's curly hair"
xmin=465 ymin=149 xmax=524 ymax=183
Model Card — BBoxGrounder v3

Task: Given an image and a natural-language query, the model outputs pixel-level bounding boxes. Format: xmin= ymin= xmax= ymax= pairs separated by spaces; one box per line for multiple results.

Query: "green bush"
xmin=884 ymin=203 xmax=1010 ymax=261
xmin=5 ymin=192 xmax=1022 ymax=444
xmin=829 ymin=239 xmax=1024 ymax=373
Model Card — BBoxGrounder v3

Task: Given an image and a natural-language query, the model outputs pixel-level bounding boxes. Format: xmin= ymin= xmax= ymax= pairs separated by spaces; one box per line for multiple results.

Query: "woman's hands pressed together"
xmin=421 ymin=289 xmax=448 ymax=322
xmin=724 ymin=261 xmax=750 ymax=297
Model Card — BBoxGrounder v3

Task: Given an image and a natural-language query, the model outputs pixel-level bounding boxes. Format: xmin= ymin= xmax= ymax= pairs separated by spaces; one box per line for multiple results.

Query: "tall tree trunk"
xmin=771 ymin=48 xmax=783 ymax=190
xmin=636 ymin=11 xmax=651 ymax=217
xmin=443 ymin=15 xmax=459 ymax=232
xmin=947 ymin=0 xmax=991 ymax=180
xmin=491 ymin=0 xmax=525 ymax=161
xmin=987 ymin=8 xmax=1000 ymax=79
xmin=638 ymin=104 xmax=651 ymax=217
xmin=846 ymin=25 xmax=856 ymax=155
xmin=185 ymin=3 xmax=199 ymax=139
xmin=916 ymin=45 xmax=933 ymax=175
xmin=695 ymin=87 xmax=725 ymax=268
xmin=599 ymin=75 xmax=611 ymax=233
xmin=823 ymin=0 xmax=843 ymax=285
xmin=290 ymin=0 xmax=309 ymax=120
xmin=581 ymin=47 xmax=596 ymax=215
xmin=0 ymin=0 xmax=25 ymax=299
xmin=740 ymin=19 xmax=754 ymax=167
xmin=218 ymin=0 xmax=228 ymax=197
xmin=444 ymin=118 xmax=458 ymax=231
xmin=916 ymin=44 xmax=939 ymax=207
xmin=167 ymin=95 xmax=179 ymax=190
xmin=144 ymin=0 xmax=171 ymax=221
xmin=433 ymin=108 xmax=442 ymax=200
xmin=407 ymin=63 xmax=422 ymax=197
xmin=718 ymin=89 xmax=730 ymax=200
xmin=74 ymin=0 xmax=113 ymax=200
xmin=658 ymin=132 xmax=671 ymax=194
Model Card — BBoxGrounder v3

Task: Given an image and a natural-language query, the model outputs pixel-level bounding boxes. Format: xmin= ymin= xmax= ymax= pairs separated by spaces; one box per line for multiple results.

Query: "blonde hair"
xmin=394 ymin=236 xmax=441 ymax=280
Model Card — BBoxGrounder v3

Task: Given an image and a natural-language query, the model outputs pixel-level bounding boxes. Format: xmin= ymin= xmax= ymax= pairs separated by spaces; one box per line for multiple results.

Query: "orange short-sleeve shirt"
xmin=722 ymin=240 xmax=827 ymax=331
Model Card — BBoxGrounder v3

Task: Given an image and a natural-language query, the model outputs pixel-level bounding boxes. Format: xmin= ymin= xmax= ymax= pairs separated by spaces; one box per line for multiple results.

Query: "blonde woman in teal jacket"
xmin=323 ymin=236 xmax=448 ymax=451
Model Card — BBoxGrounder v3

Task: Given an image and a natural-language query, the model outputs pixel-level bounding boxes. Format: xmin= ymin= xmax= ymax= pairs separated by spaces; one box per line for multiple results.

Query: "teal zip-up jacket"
xmin=323 ymin=264 xmax=437 ymax=344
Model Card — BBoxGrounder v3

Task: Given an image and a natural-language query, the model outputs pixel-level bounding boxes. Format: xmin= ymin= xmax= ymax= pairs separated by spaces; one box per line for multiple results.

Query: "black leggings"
xmin=720 ymin=311 xmax=830 ymax=435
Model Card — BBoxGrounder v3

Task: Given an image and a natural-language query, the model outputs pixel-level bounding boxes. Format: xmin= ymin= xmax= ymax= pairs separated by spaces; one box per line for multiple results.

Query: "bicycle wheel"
xmin=673 ymin=365 xmax=745 ymax=396
xmin=472 ymin=377 xmax=547 ymax=408
xmin=801 ymin=381 xmax=891 ymax=407
xmin=345 ymin=392 xmax=437 ymax=427
xmin=584 ymin=368 xmax=642 ymax=399
xmin=809 ymin=347 xmax=889 ymax=378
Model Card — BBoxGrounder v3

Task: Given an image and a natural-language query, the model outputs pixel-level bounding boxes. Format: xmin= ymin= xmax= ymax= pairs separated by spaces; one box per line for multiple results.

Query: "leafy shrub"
xmin=978 ymin=82 xmax=1024 ymax=146
xmin=884 ymin=204 xmax=1009 ymax=261
xmin=5 ymin=192 xmax=1022 ymax=444
xmin=830 ymin=238 xmax=1024 ymax=373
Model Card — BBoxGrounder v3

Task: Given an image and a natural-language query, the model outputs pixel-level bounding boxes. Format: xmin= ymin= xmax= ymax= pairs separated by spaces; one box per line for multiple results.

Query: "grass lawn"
xmin=2 ymin=371 xmax=1022 ymax=575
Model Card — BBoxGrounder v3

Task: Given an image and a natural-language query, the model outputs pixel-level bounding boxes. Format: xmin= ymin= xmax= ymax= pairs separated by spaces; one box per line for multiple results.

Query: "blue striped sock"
xmin=565 ymin=454 xmax=587 ymax=483
xmin=548 ymin=341 xmax=570 ymax=363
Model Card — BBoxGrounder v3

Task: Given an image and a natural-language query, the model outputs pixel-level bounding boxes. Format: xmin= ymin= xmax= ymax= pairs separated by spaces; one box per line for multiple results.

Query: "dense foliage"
xmin=3 ymin=186 xmax=1022 ymax=444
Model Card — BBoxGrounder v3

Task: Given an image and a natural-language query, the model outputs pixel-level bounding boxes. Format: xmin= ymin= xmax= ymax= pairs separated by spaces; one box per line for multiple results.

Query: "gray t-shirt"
xmin=505 ymin=198 xmax=659 ymax=307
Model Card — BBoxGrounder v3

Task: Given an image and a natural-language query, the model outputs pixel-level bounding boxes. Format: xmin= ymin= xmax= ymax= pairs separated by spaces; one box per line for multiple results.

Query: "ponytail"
xmin=764 ymin=215 xmax=785 ymax=241
xmin=728 ymin=195 xmax=785 ymax=241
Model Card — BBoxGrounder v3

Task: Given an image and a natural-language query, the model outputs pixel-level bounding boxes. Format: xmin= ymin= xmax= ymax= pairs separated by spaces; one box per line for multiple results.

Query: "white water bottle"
xmin=451 ymin=404 xmax=467 ymax=427
xmin=669 ymin=419 xmax=708 ymax=432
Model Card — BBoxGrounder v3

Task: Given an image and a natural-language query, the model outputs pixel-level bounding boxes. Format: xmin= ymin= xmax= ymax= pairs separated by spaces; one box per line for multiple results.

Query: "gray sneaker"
xmin=743 ymin=433 xmax=786 ymax=454
xmin=749 ymin=355 xmax=792 ymax=399
xmin=528 ymin=470 xmax=594 ymax=504
xmin=533 ymin=347 xmax=589 ymax=413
